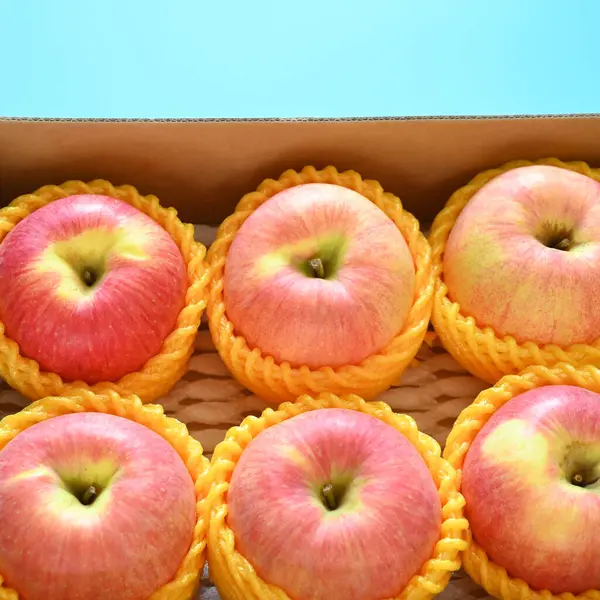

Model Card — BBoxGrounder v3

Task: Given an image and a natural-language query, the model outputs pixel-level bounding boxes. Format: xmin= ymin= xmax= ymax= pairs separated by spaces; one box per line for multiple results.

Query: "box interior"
xmin=1 ymin=113 xmax=599 ymax=600
xmin=2 ymin=115 xmax=600 ymax=223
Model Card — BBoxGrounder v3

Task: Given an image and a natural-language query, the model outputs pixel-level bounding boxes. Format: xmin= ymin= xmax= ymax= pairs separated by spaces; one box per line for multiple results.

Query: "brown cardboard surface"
xmin=2 ymin=115 xmax=600 ymax=222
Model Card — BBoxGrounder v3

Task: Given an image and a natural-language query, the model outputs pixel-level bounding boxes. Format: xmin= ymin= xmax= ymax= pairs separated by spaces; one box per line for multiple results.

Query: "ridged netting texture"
xmin=206 ymin=165 xmax=434 ymax=404
xmin=429 ymin=157 xmax=600 ymax=385
xmin=0 ymin=180 xmax=209 ymax=403
xmin=205 ymin=392 xmax=468 ymax=600
xmin=444 ymin=362 xmax=600 ymax=600
xmin=0 ymin=388 xmax=210 ymax=600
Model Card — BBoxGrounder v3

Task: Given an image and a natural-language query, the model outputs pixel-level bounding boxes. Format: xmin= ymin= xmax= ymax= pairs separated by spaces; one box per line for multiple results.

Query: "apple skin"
xmin=0 ymin=411 xmax=197 ymax=600
xmin=223 ymin=183 xmax=416 ymax=369
xmin=226 ymin=408 xmax=442 ymax=600
xmin=0 ymin=194 xmax=189 ymax=383
xmin=443 ymin=165 xmax=600 ymax=346
xmin=462 ymin=384 xmax=600 ymax=594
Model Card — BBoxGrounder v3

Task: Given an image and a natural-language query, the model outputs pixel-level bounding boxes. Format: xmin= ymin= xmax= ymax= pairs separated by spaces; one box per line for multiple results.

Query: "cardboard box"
xmin=3 ymin=115 xmax=600 ymax=223
xmin=2 ymin=114 xmax=599 ymax=600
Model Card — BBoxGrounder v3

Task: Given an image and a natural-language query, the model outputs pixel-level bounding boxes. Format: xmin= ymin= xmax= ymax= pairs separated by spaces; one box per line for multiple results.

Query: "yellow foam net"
xmin=0 ymin=180 xmax=209 ymax=403
xmin=0 ymin=388 xmax=210 ymax=600
xmin=206 ymin=165 xmax=434 ymax=404
xmin=444 ymin=362 xmax=600 ymax=600
xmin=429 ymin=157 xmax=600 ymax=385
xmin=205 ymin=392 xmax=468 ymax=600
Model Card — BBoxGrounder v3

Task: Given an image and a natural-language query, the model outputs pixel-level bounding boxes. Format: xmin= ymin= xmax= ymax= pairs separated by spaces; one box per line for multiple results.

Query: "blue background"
xmin=1 ymin=0 xmax=598 ymax=119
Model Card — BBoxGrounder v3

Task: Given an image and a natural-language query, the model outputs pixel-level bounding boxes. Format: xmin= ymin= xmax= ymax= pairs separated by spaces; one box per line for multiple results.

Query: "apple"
xmin=223 ymin=183 xmax=416 ymax=369
xmin=224 ymin=408 xmax=442 ymax=600
xmin=462 ymin=384 xmax=600 ymax=594
xmin=442 ymin=165 xmax=600 ymax=346
xmin=0 ymin=411 xmax=197 ymax=600
xmin=0 ymin=194 xmax=189 ymax=383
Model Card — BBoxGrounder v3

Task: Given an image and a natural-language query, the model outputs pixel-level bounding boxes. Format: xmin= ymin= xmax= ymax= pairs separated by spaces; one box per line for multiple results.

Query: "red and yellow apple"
xmin=223 ymin=183 xmax=416 ymax=369
xmin=462 ymin=384 xmax=600 ymax=594
xmin=225 ymin=408 xmax=442 ymax=600
xmin=0 ymin=411 xmax=197 ymax=600
xmin=0 ymin=194 xmax=188 ymax=383
xmin=443 ymin=165 xmax=600 ymax=346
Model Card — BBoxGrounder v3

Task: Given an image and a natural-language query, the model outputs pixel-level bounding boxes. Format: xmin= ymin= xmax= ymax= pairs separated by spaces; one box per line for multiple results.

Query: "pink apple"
xmin=462 ymin=384 xmax=600 ymax=594
xmin=443 ymin=165 xmax=600 ymax=346
xmin=223 ymin=408 xmax=442 ymax=600
xmin=223 ymin=183 xmax=416 ymax=369
xmin=0 ymin=194 xmax=189 ymax=383
xmin=0 ymin=411 xmax=197 ymax=600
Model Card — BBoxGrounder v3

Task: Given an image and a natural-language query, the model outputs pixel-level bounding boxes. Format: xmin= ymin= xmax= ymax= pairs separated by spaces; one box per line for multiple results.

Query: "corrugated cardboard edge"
xmin=2 ymin=112 xmax=600 ymax=122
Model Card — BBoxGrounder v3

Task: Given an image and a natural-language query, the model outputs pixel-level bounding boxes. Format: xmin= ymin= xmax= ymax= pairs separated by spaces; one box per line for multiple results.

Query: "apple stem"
xmin=571 ymin=471 xmax=600 ymax=488
xmin=308 ymin=258 xmax=325 ymax=279
xmin=81 ymin=485 xmax=98 ymax=506
xmin=321 ymin=483 xmax=338 ymax=510
xmin=554 ymin=237 xmax=571 ymax=251
xmin=82 ymin=268 xmax=96 ymax=287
